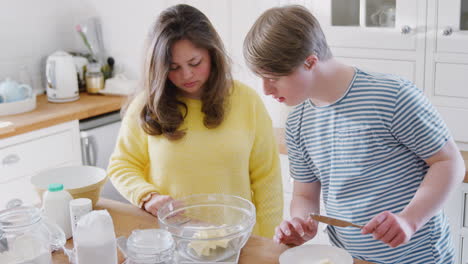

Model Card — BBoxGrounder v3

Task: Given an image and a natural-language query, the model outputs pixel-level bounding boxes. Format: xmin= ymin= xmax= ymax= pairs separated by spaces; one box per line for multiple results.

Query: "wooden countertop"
xmin=0 ymin=93 xmax=126 ymax=139
xmin=52 ymin=198 xmax=374 ymax=264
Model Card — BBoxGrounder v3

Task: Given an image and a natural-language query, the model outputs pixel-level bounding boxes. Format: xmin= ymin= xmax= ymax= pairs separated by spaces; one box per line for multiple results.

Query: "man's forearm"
xmin=290 ymin=181 xmax=322 ymax=219
xmin=290 ymin=194 xmax=320 ymax=219
xmin=401 ymin=158 xmax=465 ymax=232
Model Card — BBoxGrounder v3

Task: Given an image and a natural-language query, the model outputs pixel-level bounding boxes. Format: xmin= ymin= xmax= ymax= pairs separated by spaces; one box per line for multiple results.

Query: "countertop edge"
xmin=0 ymin=94 xmax=126 ymax=139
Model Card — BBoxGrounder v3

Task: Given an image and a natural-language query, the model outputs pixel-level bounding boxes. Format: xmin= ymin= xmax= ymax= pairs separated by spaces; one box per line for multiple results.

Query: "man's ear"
xmin=304 ymin=54 xmax=318 ymax=69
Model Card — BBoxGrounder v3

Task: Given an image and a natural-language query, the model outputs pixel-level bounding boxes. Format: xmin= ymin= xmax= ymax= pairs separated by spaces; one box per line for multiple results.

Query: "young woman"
xmin=107 ymin=4 xmax=283 ymax=238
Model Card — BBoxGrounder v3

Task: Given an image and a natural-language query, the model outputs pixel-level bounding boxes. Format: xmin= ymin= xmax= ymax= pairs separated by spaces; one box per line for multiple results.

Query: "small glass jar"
xmin=0 ymin=206 xmax=66 ymax=264
xmin=85 ymin=62 xmax=104 ymax=94
xmin=117 ymin=229 xmax=175 ymax=264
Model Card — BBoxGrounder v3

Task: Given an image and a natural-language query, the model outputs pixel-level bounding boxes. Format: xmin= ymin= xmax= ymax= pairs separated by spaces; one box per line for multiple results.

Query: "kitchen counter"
xmin=52 ymin=198 xmax=374 ymax=264
xmin=0 ymin=93 xmax=126 ymax=139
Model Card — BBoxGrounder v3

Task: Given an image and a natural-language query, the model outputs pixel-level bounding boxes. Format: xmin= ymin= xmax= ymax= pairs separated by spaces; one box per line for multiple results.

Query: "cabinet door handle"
xmin=442 ymin=26 xmax=453 ymax=36
xmin=82 ymin=134 xmax=97 ymax=166
xmin=401 ymin=25 xmax=412 ymax=35
xmin=2 ymin=154 xmax=20 ymax=166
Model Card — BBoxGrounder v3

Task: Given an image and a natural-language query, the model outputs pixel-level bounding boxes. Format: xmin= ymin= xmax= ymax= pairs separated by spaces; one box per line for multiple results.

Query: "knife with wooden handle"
xmin=310 ymin=214 xmax=363 ymax=229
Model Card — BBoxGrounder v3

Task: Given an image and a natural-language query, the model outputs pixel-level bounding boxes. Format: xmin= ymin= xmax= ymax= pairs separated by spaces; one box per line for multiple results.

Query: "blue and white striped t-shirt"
xmin=286 ymin=68 xmax=454 ymax=264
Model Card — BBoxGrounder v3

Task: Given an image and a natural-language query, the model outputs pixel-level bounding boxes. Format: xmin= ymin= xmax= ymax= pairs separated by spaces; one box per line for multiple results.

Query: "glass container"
xmin=0 ymin=206 xmax=66 ymax=264
xmin=85 ymin=62 xmax=104 ymax=94
xmin=117 ymin=229 xmax=175 ymax=264
xmin=157 ymin=194 xmax=255 ymax=263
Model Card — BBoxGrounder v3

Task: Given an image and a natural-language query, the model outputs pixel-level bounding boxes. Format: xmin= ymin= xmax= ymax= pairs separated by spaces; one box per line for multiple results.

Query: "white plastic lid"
xmin=69 ymin=198 xmax=92 ymax=210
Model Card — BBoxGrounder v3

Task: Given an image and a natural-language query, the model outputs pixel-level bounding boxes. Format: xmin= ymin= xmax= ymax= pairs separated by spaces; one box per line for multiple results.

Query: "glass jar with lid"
xmin=0 ymin=206 xmax=66 ymax=264
xmin=117 ymin=229 xmax=175 ymax=264
xmin=85 ymin=62 xmax=104 ymax=94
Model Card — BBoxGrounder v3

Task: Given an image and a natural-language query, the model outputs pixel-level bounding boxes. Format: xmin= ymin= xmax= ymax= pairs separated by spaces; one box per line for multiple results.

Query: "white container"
xmin=0 ymin=95 xmax=36 ymax=116
xmin=42 ymin=183 xmax=73 ymax=239
xmin=70 ymin=198 xmax=92 ymax=236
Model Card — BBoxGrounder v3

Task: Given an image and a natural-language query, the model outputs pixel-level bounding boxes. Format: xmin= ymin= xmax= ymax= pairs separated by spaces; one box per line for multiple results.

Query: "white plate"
xmin=279 ymin=244 xmax=353 ymax=264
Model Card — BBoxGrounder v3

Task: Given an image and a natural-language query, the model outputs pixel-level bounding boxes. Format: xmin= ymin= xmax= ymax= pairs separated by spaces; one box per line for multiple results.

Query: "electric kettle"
xmin=45 ymin=51 xmax=80 ymax=103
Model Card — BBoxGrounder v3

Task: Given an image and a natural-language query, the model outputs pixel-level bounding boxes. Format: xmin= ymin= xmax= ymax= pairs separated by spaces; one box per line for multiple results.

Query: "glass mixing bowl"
xmin=157 ymin=194 xmax=256 ymax=262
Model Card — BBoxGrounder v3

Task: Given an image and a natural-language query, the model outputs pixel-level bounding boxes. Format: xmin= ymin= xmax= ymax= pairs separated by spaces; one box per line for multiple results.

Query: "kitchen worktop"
xmin=0 ymin=93 xmax=126 ymax=139
xmin=52 ymin=198 xmax=374 ymax=264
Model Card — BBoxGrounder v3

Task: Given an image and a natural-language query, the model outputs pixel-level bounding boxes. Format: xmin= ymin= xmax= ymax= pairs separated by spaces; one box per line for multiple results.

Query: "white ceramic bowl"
xmin=31 ymin=165 xmax=107 ymax=207
xmin=279 ymin=244 xmax=353 ymax=264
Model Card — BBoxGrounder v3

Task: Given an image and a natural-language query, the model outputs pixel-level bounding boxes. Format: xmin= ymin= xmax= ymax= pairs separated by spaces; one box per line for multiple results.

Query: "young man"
xmin=243 ymin=5 xmax=465 ymax=263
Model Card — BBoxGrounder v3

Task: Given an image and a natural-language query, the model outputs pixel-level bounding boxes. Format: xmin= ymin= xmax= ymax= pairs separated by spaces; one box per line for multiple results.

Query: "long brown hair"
xmin=243 ymin=5 xmax=332 ymax=76
xmin=140 ymin=4 xmax=232 ymax=140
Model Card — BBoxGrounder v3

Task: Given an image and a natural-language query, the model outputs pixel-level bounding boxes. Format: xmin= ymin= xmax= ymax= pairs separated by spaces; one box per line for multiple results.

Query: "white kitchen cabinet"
xmin=311 ymin=0 xmax=423 ymax=51
xmin=436 ymin=0 xmax=468 ymax=53
xmin=425 ymin=0 xmax=468 ymax=149
xmin=462 ymin=236 xmax=468 ymax=264
xmin=309 ymin=0 xmax=427 ymax=94
xmin=0 ymin=121 xmax=82 ymax=209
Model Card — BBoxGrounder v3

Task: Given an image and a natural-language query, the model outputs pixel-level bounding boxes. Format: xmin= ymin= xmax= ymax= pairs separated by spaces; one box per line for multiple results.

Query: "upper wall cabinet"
xmin=436 ymin=0 xmax=468 ymax=53
xmin=311 ymin=0 xmax=422 ymax=50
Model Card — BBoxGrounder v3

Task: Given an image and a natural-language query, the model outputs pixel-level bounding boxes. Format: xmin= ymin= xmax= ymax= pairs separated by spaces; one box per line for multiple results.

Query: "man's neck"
xmin=309 ymin=59 xmax=355 ymax=107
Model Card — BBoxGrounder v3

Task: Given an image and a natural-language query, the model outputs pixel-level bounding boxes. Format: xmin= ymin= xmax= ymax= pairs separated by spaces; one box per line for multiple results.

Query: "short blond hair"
xmin=243 ymin=5 xmax=332 ymax=76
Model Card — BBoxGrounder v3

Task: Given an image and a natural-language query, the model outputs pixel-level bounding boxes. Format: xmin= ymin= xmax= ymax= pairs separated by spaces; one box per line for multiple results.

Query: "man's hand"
xmin=143 ymin=193 xmax=174 ymax=216
xmin=274 ymin=216 xmax=318 ymax=246
xmin=362 ymin=211 xmax=416 ymax=248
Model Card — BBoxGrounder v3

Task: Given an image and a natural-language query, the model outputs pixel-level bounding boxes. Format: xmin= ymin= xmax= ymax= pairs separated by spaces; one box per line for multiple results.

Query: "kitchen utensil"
xmin=310 ymin=214 xmax=363 ymax=229
xmin=279 ymin=244 xmax=353 ymax=264
xmin=158 ymin=194 xmax=255 ymax=263
xmin=31 ymin=165 xmax=107 ymax=207
xmin=45 ymin=51 xmax=80 ymax=103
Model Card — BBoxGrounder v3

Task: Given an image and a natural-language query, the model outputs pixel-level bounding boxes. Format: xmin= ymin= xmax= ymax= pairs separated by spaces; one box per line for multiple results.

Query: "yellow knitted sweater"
xmin=107 ymin=81 xmax=283 ymax=238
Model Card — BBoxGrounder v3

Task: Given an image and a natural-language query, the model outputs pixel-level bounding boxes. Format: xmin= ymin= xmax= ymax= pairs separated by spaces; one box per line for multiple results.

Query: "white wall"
xmin=0 ymin=0 xmax=77 ymax=94
xmin=1 ymin=0 xmax=290 ymax=126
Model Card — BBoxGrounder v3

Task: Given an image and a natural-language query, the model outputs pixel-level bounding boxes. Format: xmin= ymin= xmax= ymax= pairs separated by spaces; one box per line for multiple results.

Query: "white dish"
xmin=279 ymin=244 xmax=353 ymax=264
xmin=0 ymin=95 xmax=36 ymax=116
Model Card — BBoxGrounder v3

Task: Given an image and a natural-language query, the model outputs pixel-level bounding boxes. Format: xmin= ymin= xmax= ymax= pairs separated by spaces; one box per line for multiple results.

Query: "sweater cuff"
xmin=138 ymin=191 xmax=159 ymax=208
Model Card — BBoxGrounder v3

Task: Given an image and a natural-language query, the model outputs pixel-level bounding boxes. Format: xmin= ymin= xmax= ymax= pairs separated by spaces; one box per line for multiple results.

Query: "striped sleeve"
xmin=285 ymin=106 xmax=319 ymax=182
xmin=390 ymin=81 xmax=451 ymax=159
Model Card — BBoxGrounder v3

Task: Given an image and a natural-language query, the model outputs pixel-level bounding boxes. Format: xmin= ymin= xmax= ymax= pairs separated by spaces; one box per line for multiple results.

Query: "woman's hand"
xmin=274 ymin=216 xmax=318 ymax=246
xmin=143 ymin=193 xmax=174 ymax=216
xmin=361 ymin=211 xmax=416 ymax=248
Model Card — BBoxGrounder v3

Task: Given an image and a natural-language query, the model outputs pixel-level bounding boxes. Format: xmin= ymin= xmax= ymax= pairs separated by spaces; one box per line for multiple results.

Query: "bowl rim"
xmin=157 ymin=193 xmax=256 ymax=237
xmin=30 ymin=165 xmax=107 ymax=190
